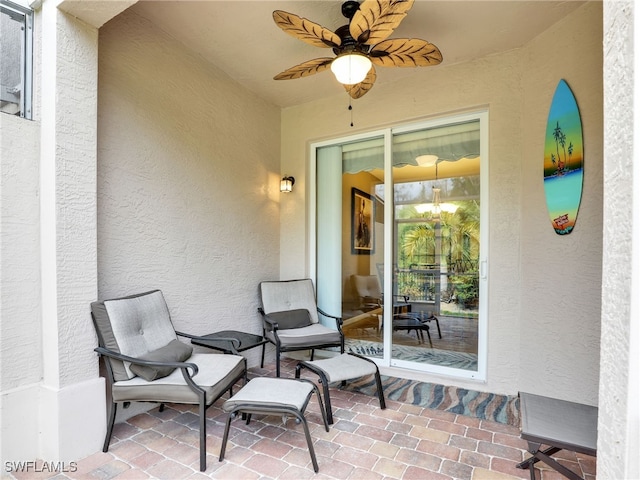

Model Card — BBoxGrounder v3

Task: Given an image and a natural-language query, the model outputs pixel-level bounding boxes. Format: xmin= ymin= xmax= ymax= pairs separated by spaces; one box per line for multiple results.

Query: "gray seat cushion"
xmin=223 ymin=377 xmax=314 ymax=412
xmin=303 ymin=353 xmax=377 ymax=383
xmin=112 ymin=353 xmax=245 ymax=405
xmin=265 ymin=323 xmax=342 ymax=348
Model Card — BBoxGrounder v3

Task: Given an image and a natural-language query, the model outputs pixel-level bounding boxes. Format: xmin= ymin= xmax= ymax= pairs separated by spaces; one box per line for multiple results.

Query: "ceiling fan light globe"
xmin=331 ymin=53 xmax=372 ymax=85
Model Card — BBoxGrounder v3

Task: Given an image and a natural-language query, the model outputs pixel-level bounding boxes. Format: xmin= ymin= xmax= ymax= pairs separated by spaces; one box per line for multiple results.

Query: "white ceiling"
xmin=129 ymin=1 xmax=587 ymax=108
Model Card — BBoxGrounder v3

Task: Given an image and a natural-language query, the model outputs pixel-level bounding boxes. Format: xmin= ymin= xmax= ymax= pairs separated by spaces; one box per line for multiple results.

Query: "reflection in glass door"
xmin=390 ymin=120 xmax=480 ymax=373
xmin=317 ymin=134 xmax=388 ymax=362
xmin=314 ymin=113 xmax=486 ymax=378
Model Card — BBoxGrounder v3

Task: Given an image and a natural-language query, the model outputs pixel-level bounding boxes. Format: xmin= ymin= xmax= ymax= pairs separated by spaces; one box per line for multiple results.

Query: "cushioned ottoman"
xmin=295 ymin=352 xmax=386 ymax=424
xmin=219 ymin=377 xmax=329 ymax=473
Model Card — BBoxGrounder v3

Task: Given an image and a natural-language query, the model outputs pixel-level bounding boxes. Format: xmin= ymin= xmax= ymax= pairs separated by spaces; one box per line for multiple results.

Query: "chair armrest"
xmin=317 ymin=308 xmax=343 ymax=327
xmin=263 ymin=314 xmax=280 ymax=331
xmin=176 ymin=331 xmax=241 ymax=351
xmin=94 ymin=346 xmax=199 ymax=376
xmin=258 ymin=308 xmax=280 ymax=332
xmin=362 ymin=296 xmax=381 ymax=306
xmin=393 ymin=294 xmax=410 ymax=303
xmin=175 ymin=330 xmax=201 ymax=340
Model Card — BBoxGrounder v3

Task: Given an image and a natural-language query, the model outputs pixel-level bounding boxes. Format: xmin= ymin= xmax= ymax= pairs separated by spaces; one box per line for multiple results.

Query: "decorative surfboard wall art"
xmin=543 ymin=79 xmax=584 ymax=235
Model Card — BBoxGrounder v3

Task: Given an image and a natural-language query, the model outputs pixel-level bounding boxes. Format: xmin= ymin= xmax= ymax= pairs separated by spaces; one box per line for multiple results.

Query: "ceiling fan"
xmin=273 ymin=0 xmax=443 ymax=99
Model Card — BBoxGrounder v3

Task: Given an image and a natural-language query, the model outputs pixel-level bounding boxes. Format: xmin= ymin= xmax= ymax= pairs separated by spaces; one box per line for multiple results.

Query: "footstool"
xmin=295 ymin=352 xmax=386 ymax=424
xmin=219 ymin=377 xmax=329 ymax=473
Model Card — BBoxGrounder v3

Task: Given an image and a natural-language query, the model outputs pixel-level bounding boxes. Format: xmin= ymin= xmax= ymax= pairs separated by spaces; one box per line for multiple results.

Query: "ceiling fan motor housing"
xmin=333 ymin=24 xmax=367 ymax=56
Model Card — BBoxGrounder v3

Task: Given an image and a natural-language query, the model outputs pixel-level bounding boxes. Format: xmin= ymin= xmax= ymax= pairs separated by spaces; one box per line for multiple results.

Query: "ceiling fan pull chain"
xmin=349 ymin=98 xmax=354 ymax=127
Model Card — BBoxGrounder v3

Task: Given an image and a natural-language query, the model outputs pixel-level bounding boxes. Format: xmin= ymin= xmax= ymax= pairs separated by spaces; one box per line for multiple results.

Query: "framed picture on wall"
xmin=351 ymin=188 xmax=375 ymax=254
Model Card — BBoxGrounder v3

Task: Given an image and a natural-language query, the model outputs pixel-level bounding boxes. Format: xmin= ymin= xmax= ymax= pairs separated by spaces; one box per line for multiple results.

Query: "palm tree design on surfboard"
xmin=543 ymin=79 xmax=584 ymax=235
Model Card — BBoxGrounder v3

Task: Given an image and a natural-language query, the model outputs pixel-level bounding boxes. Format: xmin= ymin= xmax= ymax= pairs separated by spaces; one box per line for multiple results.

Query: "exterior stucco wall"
xmin=519 ymin=2 xmax=603 ymax=404
xmin=97 ymin=8 xmax=281 ymax=368
xmin=0 ymin=112 xmax=43 ymax=464
xmin=1 ymin=0 xmax=107 ymax=464
xmin=0 ymin=116 xmax=42 ymax=390
xmin=281 ymin=3 xmax=603 ymax=400
xmin=599 ymin=1 xmax=640 ymax=478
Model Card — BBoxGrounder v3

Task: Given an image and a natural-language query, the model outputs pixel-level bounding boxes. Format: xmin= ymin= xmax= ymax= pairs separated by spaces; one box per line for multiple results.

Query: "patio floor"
xmin=7 ymin=358 xmax=596 ymax=480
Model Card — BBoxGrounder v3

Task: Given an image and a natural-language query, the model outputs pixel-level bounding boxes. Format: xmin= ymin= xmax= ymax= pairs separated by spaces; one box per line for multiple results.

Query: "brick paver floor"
xmin=4 ymin=358 xmax=597 ymax=480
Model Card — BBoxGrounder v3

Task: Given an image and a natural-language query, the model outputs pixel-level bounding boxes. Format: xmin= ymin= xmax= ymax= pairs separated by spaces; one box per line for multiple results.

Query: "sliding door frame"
xmin=309 ymin=110 xmax=488 ymax=381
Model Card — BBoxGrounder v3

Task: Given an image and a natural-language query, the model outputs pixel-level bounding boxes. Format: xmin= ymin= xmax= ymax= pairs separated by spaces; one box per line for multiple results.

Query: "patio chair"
xmin=352 ymin=274 xmax=410 ymax=313
xmin=259 ymin=279 xmax=344 ymax=377
xmin=91 ymin=290 xmax=247 ymax=472
xmin=352 ymin=274 xmax=383 ymax=311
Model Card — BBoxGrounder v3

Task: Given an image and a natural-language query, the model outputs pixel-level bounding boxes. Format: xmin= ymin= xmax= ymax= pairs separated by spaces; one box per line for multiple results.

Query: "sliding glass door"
xmin=313 ymin=112 xmax=487 ymax=379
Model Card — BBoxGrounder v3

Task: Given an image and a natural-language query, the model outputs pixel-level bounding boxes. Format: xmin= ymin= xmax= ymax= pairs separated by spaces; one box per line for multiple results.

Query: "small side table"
xmin=516 ymin=392 xmax=597 ymax=480
xmin=191 ymin=330 xmax=267 ymax=355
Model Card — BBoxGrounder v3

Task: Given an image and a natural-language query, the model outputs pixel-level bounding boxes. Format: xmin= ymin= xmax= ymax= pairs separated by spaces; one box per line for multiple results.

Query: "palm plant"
xmin=447 ymin=201 xmax=480 ymax=271
xmin=400 ymin=223 xmax=434 ymax=264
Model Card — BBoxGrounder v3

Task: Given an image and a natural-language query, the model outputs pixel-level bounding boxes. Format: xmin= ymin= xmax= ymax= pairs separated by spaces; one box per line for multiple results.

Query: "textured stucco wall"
xmin=0 ymin=116 xmax=42 ymax=391
xmin=281 ymin=3 xmax=603 ymax=399
xmin=97 ymin=8 xmax=281 ymax=367
xmin=0 ymin=113 xmax=43 ymax=463
xmin=1 ymin=2 xmax=42 ymax=463
xmin=40 ymin=3 xmax=100 ymax=390
xmin=599 ymin=1 xmax=640 ymax=478
xmin=519 ymin=2 xmax=603 ymax=404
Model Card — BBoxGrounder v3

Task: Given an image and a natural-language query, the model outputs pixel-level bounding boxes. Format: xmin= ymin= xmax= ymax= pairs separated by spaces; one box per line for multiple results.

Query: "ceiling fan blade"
xmin=274 ymin=58 xmax=334 ymax=80
xmin=273 ymin=10 xmax=341 ymax=49
xmin=370 ymin=38 xmax=443 ymax=67
xmin=350 ymin=0 xmax=414 ymax=46
xmin=344 ymin=67 xmax=377 ymax=99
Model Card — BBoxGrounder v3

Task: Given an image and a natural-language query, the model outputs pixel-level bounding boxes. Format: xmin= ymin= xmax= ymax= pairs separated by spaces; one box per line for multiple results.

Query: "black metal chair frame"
xmin=295 ymin=352 xmax=386 ymax=424
xmin=259 ymin=306 xmax=345 ymax=377
xmin=93 ymin=320 xmax=247 ymax=472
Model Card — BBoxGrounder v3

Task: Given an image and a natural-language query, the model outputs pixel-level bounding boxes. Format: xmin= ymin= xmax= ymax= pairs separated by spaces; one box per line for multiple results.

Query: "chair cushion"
xmin=222 ymin=377 xmax=314 ymax=412
xmin=129 ymin=339 xmax=194 ymax=381
xmin=91 ymin=290 xmax=177 ymax=380
xmin=353 ymin=275 xmax=382 ymax=301
xmin=265 ymin=323 xmax=342 ymax=348
xmin=112 ymin=353 xmax=246 ymax=405
xmin=260 ymin=279 xmax=320 ymax=324
xmin=267 ymin=309 xmax=312 ymax=330
xmin=302 ymin=353 xmax=377 ymax=383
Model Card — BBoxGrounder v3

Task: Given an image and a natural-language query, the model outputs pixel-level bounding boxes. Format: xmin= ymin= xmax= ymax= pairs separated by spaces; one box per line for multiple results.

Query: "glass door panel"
xmin=390 ymin=121 xmax=480 ymax=371
xmin=316 ymin=136 xmax=387 ymax=360
xmin=314 ymin=114 xmax=485 ymax=377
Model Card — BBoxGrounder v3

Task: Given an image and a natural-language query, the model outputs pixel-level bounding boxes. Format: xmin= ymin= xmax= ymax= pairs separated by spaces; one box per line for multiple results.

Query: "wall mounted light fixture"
xmin=280 ymin=176 xmax=295 ymax=193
